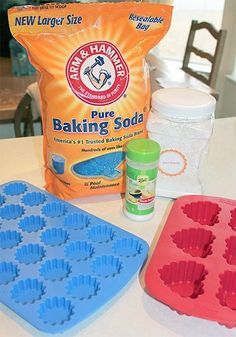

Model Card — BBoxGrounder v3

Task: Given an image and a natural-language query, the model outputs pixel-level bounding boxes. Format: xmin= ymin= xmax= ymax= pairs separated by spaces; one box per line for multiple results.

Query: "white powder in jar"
xmin=147 ymin=88 xmax=216 ymax=198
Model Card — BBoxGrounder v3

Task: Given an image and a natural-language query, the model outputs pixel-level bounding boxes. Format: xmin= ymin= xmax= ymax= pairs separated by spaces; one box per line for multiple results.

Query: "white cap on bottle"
xmin=151 ymin=88 xmax=216 ymax=120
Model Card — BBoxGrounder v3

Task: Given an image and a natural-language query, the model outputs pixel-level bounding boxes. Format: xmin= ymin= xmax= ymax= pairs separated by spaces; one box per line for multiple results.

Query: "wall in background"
xmin=0 ymin=124 xmax=15 ymax=139
xmin=0 ymin=123 xmax=42 ymax=139
xmin=216 ymin=0 xmax=236 ymax=118
xmin=155 ymin=0 xmax=235 ymax=118
xmin=156 ymin=0 xmax=224 ymax=64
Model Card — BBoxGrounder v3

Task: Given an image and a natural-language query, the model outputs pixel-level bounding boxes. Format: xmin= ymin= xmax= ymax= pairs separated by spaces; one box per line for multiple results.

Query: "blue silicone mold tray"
xmin=0 ymin=181 xmax=149 ymax=333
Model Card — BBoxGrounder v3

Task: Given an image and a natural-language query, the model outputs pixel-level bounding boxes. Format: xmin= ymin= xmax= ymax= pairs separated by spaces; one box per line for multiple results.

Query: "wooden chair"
xmin=14 ymin=93 xmax=42 ymax=137
xmin=182 ymin=20 xmax=227 ymax=88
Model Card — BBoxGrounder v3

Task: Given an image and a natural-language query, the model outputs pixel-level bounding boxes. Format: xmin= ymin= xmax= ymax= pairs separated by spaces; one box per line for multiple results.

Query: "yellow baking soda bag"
xmin=8 ymin=2 xmax=172 ymax=199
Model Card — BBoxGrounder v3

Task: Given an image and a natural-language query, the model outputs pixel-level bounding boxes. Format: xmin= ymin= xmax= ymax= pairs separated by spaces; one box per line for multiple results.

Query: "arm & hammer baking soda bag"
xmin=8 ymin=2 xmax=172 ymax=199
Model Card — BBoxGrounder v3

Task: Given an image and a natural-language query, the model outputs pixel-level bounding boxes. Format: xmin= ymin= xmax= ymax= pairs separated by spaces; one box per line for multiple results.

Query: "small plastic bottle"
xmin=124 ymin=138 xmax=161 ymax=221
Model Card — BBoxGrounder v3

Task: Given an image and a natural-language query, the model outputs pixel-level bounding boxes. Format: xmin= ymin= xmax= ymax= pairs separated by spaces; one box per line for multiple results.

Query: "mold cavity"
xmin=41 ymin=228 xmax=68 ymax=246
xmin=217 ymin=271 xmax=236 ymax=310
xmin=92 ymin=255 xmax=122 ymax=277
xmin=224 ymin=237 xmax=236 ymax=265
xmin=3 ymin=182 xmax=27 ymax=196
xmin=42 ymin=202 xmax=67 ymax=218
xmin=67 ymin=275 xmax=100 ymax=300
xmin=22 ymin=192 xmax=46 ymax=207
xmin=11 ymin=279 xmax=44 ymax=304
xmin=159 ymin=261 xmax=207 ymax=298
xmin=15 ymin=244 xmax=45 ymax=264
xmin=0 ymin=262 xmax=18 ymax=285
xmin=0 ymin=204 xmax=24 ymax=220
xmin=229 ymin=209 xmax=236 ymax=231
xmin=0 ymin=230 xmax=22 ymax=249
xmin=63 ymin=213 xmax=90 ymax=230
xmin=40 ymin=259 xmax=71 ymax=281
xmin=88 ymin=225 xmax=115 ymax=243
xmin=38 ymin=297 xmax=73 ymax=325
xmin=65 ymin=241 xmax=94 ymax=261
xmin=0 ymin=195 xmax=5 ymax=206
xmin=19 ymin=216 xmax=46 ymax=233
xmin=171 ymin=228 xmax=215 ymax=258
xmin=113 ymin=238 xmax=143 ymax=257
xmin=182 ymin=201 xmax=221 ymax=226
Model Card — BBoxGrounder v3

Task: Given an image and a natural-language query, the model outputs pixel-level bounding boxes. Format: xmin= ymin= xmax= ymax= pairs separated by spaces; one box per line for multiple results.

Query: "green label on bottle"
xmin=125 ymin=165 xmax=157 ymax=216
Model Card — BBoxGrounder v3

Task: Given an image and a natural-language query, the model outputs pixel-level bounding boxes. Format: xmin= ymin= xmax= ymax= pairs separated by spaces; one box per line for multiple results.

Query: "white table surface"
xmin=0 ymin=117 xmax=236 ymax=337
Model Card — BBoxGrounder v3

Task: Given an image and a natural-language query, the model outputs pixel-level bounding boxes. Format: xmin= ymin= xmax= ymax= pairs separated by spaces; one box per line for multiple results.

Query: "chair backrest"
xmin=182 ymin=20 xmax=227 ymax=88
xmin=14 ymin=93 xmax=42 ymax=137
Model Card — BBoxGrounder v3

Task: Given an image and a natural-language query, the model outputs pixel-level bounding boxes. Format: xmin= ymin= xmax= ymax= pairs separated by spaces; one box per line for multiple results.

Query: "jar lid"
xmin=126 ymin=139 xmax=161 ymax=163
xmin=151 ymin=88 xmax=216 ymax=120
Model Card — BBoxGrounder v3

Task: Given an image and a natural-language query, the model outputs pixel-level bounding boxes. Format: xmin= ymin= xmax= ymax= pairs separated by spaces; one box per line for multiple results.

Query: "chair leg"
xmin=23 ymin=115 xmax=35 ymax=137
xmin=14 ymin=94 xmax=32 ymax=137
xmin=23 ymin=121 xmax=29 ymax=137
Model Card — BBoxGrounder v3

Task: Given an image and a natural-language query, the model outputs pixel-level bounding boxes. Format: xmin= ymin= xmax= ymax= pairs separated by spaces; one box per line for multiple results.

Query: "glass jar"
xmin=147 ymin=88 xmax=216 ymax=198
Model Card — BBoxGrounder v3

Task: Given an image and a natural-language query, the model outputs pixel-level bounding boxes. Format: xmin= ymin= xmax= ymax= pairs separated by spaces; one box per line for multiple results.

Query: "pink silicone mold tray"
xmin=145 ymin=195 xmax=236 ymax=328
